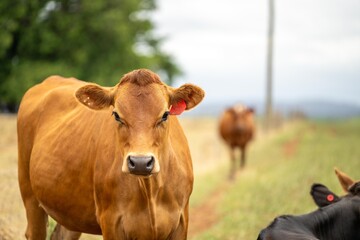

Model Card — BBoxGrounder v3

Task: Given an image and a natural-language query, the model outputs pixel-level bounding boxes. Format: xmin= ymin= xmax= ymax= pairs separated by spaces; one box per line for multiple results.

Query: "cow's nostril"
xmin=146 ymin=157 xmax=154 ymax=169
xmin=128 ymin=158 xmax=135 ymax=169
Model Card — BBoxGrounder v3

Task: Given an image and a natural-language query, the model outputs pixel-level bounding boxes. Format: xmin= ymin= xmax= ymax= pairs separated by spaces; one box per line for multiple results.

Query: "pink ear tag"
xmin=327 ymin=194 xmax=334 ymax=202
xmin=169 ymin=99 xmax=186 ymax=115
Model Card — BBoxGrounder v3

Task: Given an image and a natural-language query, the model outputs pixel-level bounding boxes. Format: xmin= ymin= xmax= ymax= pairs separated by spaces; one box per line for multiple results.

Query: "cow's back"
xmin=17 ymin=76 xmax=103 ymax=233
xmin=18 ymin=76 xmax=86 ymax=134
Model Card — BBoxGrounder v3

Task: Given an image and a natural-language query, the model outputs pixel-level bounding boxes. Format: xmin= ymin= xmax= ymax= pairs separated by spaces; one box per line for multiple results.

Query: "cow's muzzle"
xmin=127 ymin=155 xmax=155 ymax=176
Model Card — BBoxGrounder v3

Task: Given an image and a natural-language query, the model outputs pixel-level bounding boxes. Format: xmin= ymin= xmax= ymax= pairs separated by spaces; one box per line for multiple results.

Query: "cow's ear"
xmin=335 ymin=167 xmax=355 ymax=192
xmin=76 ymin=84 xmax=115 ymax=110
xmin=310 ymin=183 xmax=340 ymax=207
xmin=349 ymin=182 xmax=360 ymax=195
xmin=169 ymin=84 xmax=205 ymax=115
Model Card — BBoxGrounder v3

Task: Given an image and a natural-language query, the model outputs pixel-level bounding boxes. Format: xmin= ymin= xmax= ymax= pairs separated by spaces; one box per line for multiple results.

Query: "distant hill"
xmin=184 ymin=100 xmax=360 ymax=119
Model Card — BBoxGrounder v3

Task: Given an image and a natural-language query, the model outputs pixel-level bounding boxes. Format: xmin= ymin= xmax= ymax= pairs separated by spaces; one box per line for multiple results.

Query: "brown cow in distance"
xmin=17 ymin=69 xmax=204 ymax=240
xmin=219 ymin=104 xmax=255 ymax=179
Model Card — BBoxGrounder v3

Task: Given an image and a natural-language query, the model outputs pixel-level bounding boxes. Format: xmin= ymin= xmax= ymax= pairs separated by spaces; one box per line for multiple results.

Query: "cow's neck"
xmin=137 ymin=175 xmax=163 ymax=237
xmin=298 ymin=202 xmax=358 ymax=239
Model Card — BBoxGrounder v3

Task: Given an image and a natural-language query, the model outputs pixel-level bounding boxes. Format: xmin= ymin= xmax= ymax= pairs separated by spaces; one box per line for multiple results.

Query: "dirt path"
xmin=282 ymin=130 xmax=305 ymax=158
xmin=188 ymin=180 xmax=230 ymax=238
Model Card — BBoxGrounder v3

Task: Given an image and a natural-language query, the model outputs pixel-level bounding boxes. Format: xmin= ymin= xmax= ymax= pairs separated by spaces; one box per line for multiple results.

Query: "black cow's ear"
xmin=310 ymin=183 xmax=340 ymax=207
xmin=349 ymin=182 xmax=360 ymax=195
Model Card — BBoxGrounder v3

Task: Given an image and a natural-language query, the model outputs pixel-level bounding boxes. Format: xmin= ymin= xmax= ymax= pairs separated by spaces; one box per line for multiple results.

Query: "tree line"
xmin=0 ymin=0 xmax=180 ymax=112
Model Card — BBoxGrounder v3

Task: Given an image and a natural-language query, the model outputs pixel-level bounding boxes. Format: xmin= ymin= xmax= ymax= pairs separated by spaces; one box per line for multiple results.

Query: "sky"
xmin=152 ymin=0 xmax=360 ymax=106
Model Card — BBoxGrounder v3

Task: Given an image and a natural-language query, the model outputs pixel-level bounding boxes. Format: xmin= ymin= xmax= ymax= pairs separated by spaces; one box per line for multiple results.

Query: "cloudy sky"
xmin=152 ymin=0 xmax=360 ymax=106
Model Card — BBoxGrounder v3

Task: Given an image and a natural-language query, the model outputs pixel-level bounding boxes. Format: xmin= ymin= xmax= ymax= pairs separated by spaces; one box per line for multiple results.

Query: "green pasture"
xmin=190 ymin=118 xmax=360 ymax=240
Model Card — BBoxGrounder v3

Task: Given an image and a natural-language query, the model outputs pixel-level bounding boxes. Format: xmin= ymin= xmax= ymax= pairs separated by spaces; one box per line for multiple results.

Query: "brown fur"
xmin=17 ymin=69 xmax=204 ymax=240
xmin=218 ymin=104 xmax=255 ymax=178
xmin=169 ymin=84 xmax=205 ymax=110
xmin=119 ymin=68 xmax=162 ymax=86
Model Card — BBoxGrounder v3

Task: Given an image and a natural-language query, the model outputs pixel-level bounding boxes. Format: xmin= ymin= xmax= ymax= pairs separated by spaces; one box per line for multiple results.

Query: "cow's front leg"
xmin=229 ymin=146 xmax=236 ymax=180
xmin=240 ymin=145 xmax=246 ymax=168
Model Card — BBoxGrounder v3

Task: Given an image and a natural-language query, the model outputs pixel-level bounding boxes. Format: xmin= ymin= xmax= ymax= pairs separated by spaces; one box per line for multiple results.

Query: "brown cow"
xmin=17 ymin=69 xmax=205 ymax=240
xmin=218 ymin=104 xmax=255 ymax=179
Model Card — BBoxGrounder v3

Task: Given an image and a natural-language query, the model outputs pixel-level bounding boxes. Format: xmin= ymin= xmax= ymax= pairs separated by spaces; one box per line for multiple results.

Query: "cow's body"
xmin=218 ymin=104 xmax=255 ymax=178
xmin=17 ymin=69 xmax=204 ymax=239
xmin=257 ymin=168 xmax=360 ymax=240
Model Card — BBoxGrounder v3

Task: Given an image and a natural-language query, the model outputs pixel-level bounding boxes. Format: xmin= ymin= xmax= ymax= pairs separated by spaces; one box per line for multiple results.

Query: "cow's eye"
xmin=112 ymin=111 xmax=124 ymax=124
xmin=162 ymin=111 xmax=170 ymax=122
xmin=158 ymin=111 xmax=170 ymax=125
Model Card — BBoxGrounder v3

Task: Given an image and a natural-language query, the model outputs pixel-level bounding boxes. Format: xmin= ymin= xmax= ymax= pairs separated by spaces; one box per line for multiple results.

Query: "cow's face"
xmin=75 ymin=69 xmax=204 ymax=176
xmin=228 ymin=105 xmax=254 ymax=133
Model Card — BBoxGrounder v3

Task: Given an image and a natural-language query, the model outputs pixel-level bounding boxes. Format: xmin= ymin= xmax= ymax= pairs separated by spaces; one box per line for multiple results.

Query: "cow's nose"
xmin=127 ymin=155 xmax=155 ymax=176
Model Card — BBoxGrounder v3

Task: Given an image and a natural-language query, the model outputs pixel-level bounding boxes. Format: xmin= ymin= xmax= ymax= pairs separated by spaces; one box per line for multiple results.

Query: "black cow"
xmin=257 ymin=168 xmax=360 ymax=240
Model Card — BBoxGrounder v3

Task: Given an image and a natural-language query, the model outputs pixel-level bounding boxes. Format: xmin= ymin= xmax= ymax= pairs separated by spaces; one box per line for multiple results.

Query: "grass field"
xmin=0 ymin=115 xmax=359 ymax=239
xmin=189 ymin=117 xmax=360 ymax=240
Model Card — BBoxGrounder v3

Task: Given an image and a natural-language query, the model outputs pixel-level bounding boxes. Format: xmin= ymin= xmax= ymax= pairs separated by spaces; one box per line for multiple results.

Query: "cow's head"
xmin=311 ymin=168 xmax=359 ymax=207
xmin=75 ymin=69 xmax=204 ymax=176
xmin=228 ymin=104 xmax=255 ymax=133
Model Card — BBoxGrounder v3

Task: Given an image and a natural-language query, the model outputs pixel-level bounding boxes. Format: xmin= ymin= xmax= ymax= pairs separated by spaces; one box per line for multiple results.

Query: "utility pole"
xmin=265 ymin=0 xmax=275 ymax=131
